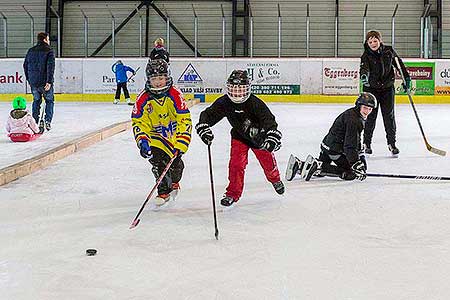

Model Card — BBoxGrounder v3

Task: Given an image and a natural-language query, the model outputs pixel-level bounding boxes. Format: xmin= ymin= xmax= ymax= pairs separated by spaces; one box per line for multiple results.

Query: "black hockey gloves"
xmin=262 ymin=129 xmax=282 ymax=152
xmin=138 ymin=139 xmax=153 ymax=159
xmin=195 ymin=123 xmax=214 ymax=145
xmin=351 ymin=160 xmax=367 ymax=181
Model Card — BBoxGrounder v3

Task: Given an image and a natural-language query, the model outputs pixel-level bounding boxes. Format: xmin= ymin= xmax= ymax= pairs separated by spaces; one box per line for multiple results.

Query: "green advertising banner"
xmin=251 ymin=84 xmax=300 ymax=95
xmin=395 ymin=62 xmax=435 ymax=95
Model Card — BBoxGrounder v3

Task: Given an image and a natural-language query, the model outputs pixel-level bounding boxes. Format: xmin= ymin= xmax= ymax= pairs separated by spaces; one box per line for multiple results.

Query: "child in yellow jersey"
xmin=131 ymin=59 xmax=192 ymax=206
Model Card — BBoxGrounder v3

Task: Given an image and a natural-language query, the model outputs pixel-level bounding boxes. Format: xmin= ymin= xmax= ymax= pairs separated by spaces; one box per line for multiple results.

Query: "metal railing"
xmin=420 ymin=4 xmax=432 ymax=58
xmin=0 ymin=10 xmax=7 ymax=57
xmin=0 ymin=2 xmax=440 ymax=59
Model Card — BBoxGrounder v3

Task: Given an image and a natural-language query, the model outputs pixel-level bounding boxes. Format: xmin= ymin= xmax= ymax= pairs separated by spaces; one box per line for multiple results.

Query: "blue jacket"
xmin=23 ymin=41 xmax=55 ymax=88
xmin=112 ymin=63 xmax=135 ymax=84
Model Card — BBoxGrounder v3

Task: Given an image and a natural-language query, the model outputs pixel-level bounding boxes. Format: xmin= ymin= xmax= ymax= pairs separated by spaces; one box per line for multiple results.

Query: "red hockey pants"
xmin=226 ymin=138 xmax=280 ymax=201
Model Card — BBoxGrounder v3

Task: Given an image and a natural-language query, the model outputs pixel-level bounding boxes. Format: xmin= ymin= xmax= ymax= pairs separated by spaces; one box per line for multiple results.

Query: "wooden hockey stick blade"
xmin=427 ymin=144 xmax=447 ymax=156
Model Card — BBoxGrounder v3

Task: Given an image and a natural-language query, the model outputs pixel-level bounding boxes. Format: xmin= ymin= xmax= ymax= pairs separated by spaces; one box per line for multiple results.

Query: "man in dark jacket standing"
xmin=23 ymin=32 xmax=55 ymax=131
xmin=285 ymin=93 xmax=377 ymax=182
xmin=359 ymin=30 xmax=410 ymax=156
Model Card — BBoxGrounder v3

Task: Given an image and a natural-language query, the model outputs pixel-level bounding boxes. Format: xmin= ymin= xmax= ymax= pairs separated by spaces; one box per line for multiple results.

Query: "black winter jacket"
xmin=23 ymin=41 xmax=55 ymax=88
xmin=321 ymin=107 xmax=365 ymax=165
xmin=198 ymin=94 xmax=278 ymax=149
xmin=150 ymin=47 xmax=170 ymax=63
xmin=360 ymin=43 xmax=409 ymax=91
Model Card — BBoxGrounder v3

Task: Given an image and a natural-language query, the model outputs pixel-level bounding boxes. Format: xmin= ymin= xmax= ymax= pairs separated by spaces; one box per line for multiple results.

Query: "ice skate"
xmin=364 ymin=143 xmax=372 ymax=155
xmin=113 ymin=98 xmax=120 ymax=104
xmin=285 ymin=154 xmax=304 ymax=181
xmin=301 ymin=155 xmax=320 ymax=181
xmin=388 ymin=143 xmax=399 ymax=157
xmin=220 ymin=195 xmax=236 ymax=207
xmin=272 ymin=181 xmax=285 ymax=195
xmin=154 ymin=193 xmax=170 ymax=206
xmin=38 ymin=120 xmax=45 ymax=134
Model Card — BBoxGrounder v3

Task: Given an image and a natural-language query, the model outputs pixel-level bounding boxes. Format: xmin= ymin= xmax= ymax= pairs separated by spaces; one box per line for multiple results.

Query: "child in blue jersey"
xmin=112 ymin=60 xmax=135 ymax=104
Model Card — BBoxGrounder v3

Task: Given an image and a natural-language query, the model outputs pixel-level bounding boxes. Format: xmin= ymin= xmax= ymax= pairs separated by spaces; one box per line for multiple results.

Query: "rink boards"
xmin=1 ymin=57 xmax=450 ymax=103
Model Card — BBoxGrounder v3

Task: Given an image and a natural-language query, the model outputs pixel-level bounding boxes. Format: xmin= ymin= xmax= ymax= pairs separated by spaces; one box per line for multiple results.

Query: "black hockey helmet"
xmin=355 ymin=92 xmax=377 ymax=109
xmin=226 ymin=70 xmax=251 ymax=103
xmin=145 ymin=59 xmax=172 ymax=95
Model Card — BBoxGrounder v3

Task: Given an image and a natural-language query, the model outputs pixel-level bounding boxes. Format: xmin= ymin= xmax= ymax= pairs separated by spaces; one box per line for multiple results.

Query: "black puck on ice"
xmin=86 ymin=249 xmax=97 ymax=256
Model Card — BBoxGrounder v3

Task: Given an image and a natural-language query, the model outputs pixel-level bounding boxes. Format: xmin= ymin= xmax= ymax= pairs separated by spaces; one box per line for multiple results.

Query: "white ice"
xmin=1 ymin=102 xmax=450 ymax=300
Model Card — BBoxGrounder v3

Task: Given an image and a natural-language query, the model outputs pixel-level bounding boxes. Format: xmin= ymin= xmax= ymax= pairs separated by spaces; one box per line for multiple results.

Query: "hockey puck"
xmin=86 ymin=249 xmax=97 ymax=256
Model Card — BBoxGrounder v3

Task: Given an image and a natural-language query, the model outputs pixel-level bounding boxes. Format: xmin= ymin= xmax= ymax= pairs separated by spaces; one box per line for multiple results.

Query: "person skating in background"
xmin=23 ymin=32 xmax=55 ymax=131
xmin=150 ymin=38 xmax=170 ymax=63
xmin=6 ymin=96 xmax=42 ymax=142
xmin=360 ymin=30 xmax=411 ymax=156
xmin=131 ymin=59 xmax=192 ymax=206
xmin=112 ymin=60 xmax=135 ymax=105
xmin=195 ymin=70 xmax=284 ymax=207
xmin=286 ymin=93 xmax=377 ymax=182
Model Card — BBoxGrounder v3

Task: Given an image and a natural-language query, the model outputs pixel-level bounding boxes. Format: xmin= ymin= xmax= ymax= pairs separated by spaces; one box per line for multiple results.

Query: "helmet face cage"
xmin=226 ymin=70 xmax=251 ymax=103
xmin=146 ymin=59 xmax=172 ymax=94
xmin=355 ymin=92 xmax=377 ymax=109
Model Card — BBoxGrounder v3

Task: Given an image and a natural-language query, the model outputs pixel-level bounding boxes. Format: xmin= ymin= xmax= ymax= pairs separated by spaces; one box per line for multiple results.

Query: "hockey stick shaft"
xmin=394 ymin=57 xmax=446 ymax=156
xmin=207 ymin=144 xmax=219 ymax=240
xmin=367 ymin=173 xmax=450 ymax=181
xmin=127 ymin=66 xmax=141 ymax=83
xmin=129 ymin=151 xmax=178 ymax=229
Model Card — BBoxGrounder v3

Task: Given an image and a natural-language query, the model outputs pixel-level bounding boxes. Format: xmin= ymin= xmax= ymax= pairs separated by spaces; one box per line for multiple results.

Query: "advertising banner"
xmin=0 ymin=59 xmax=26 ymax=93
xmin=300 ymin=60 xmax=322 ymax=94
xmin=322 ymin=60 xmax=360 ymax=95
xmin=226 ymin=60 xmax=301 ymax=95
xmin=82 ymin=59 xmax=147 ymax=94
xmin=56 ymin=59 xmax=83 ymax=94
xmin=395 ymin=61 xmax=435 ymax=95
xmin=434 ymin=61 xmax=450 ymax=95
xmin=170 ymin=60 xmax=226 ymax=97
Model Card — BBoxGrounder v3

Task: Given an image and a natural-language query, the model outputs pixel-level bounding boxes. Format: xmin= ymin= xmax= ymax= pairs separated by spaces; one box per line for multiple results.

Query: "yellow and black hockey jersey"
xmin=131 ymin=86 xmax=192 ymax=157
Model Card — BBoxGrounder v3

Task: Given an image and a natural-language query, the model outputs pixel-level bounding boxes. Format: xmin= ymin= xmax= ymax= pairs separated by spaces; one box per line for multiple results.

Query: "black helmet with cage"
xmin=145 ymin=59 xmax=173 ymax=95
xmin=226 ymin=70 xmax=251 ymax=104
xmin=355 ymin=92 xmax=377 ymax=109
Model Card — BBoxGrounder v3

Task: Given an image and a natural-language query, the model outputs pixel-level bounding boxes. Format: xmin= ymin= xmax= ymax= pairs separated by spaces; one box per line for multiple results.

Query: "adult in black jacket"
xmin=195 ymin=70 xmax=284 ymax=207
xmin=360 ymin=30 xmax=410 ymax=156
xmin=285 ymin=93 xmax=377 ymax=182
xmin=23 ymin=32 xmax=55 ymax=131
xmin=149 ymin=38 xmax=169 ymax=63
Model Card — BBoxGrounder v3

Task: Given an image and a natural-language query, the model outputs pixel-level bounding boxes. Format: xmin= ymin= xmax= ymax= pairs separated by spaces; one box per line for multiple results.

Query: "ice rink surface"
xmin=1 ymin=102 xmax=450 ymax=299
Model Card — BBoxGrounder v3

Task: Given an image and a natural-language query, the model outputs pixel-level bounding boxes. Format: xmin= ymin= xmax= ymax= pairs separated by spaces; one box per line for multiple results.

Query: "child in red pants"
xmin=196 ymin=70 xmax=284 ymax=207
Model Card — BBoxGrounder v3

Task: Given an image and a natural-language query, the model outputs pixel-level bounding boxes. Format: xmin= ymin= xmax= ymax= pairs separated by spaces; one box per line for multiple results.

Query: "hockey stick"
xmin=367 ymin=173 xmax=450 ymax=181
xmin=129 ymin=151 xmax=179 ymax=229
xmin=207 ymin=144 xmax=219 ymax=240
xmin=127 ymin=66 xmax=141 ymax=83
xmin=394 ymin=57 xmax=446 ymax=156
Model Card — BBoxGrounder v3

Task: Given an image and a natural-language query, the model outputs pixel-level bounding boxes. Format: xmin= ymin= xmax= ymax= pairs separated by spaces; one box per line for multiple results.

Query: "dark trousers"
xmin=115 ymin=82 xmax=130 ymax=100
xmin=148 ymin=148 xmax=184 ymax=195
xmin=363 ymin=86 xmax=396 ymax=146
xmin=31 ymin=85 xmax=54 ymax=124
xmin=318 ymin=147 xmax=356 ymax=181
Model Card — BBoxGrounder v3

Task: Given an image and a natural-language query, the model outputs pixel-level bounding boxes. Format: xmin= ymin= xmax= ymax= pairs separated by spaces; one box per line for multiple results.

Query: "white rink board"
xmin=2 ymin=57 xmax=449 ymax=96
